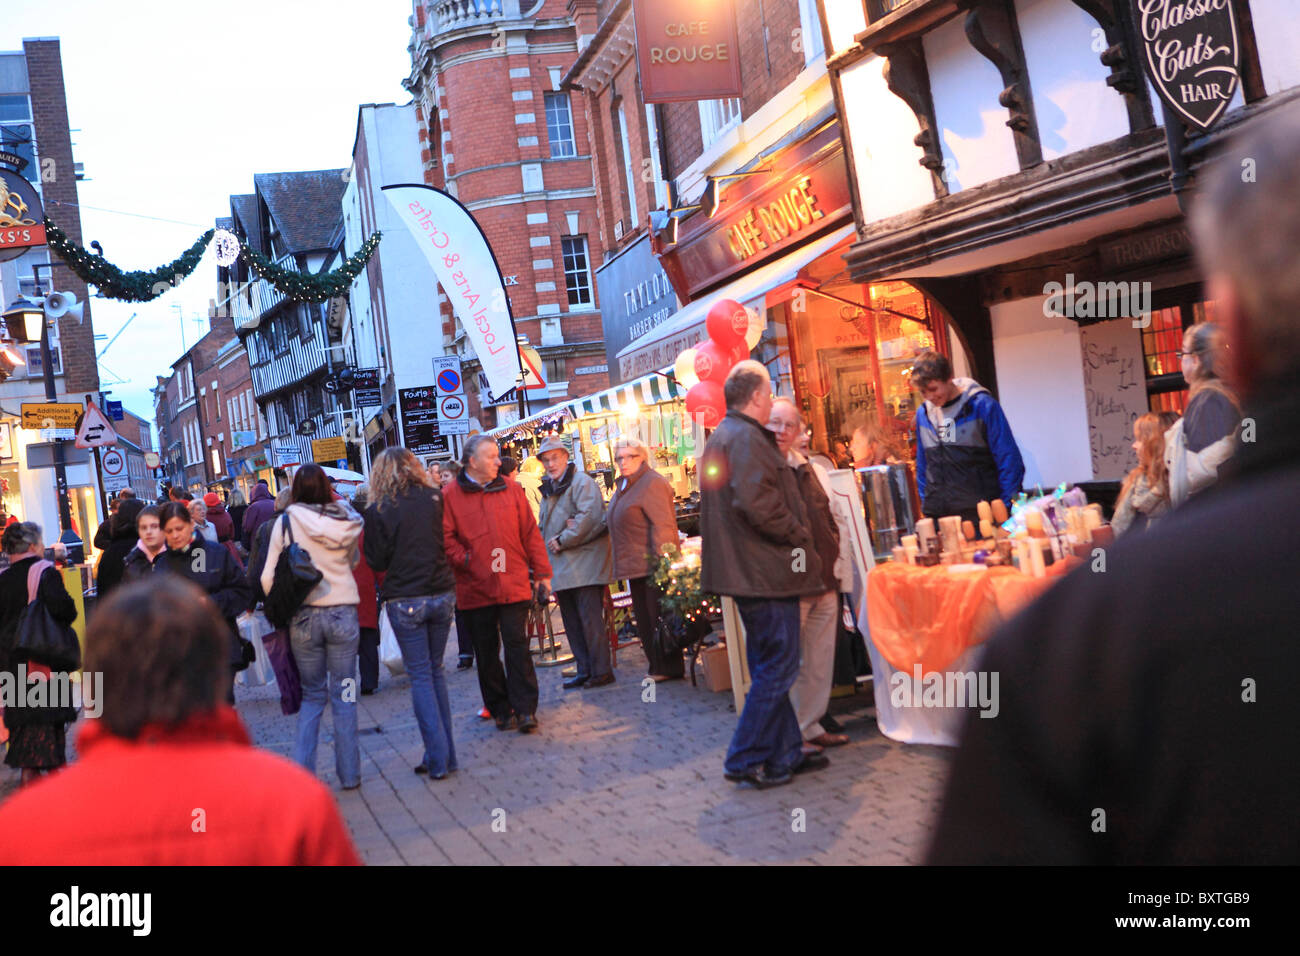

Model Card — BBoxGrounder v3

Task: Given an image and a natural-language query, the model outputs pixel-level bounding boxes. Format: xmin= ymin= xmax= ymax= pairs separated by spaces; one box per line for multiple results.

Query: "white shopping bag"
xmin=379 ymin=605 xmax=405 ymax=676
xmin=236 ymin=610 xmax=277 ymax=688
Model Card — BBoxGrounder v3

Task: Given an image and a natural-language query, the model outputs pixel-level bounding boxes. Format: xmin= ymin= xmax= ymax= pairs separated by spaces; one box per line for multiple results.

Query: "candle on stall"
xmin=1028 ymin=540 xmax=1047 ymax=578
xmin=980 ymin=519 xmax=995 ymax=540
xmin=939 ymin=516 xmax=964 ymax=554
xmin=1084 ymin=505 xmax=1104 ymax=530
xmin=892 ymin=546 xmax=907 ymax=564
xmin=1015 ymin=538 xmax=1031 ymax=572
xmin=991 ymin=499 xmax=1009 ymax=524
xmin=915 ymin=518 xmax=936 ymax=549
xmin=962 ymin=520 xmax=977 ymax=541
xmin=901 ymin=534 xmax=918 ymax=552
xmin=1025 ymin=510 xmax=1046 ymax=538
xmin=977 ymin=500 xmax=993 ymax=524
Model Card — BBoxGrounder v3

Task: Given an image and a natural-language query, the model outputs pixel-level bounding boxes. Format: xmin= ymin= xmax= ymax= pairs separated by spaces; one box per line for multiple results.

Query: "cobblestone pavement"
xmin=2 ymin=638 xmax=953 ymax=865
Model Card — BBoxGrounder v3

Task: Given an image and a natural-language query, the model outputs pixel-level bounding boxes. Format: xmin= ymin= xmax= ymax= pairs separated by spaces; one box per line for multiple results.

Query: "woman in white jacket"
xmin=260 ymin=463 xmax=364 ymax=790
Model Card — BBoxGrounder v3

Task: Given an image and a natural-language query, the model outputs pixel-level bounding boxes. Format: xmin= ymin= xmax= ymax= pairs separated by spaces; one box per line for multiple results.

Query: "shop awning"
xmin=487 ymin=369 xmax=683 ymax=439
xmin=615 ymin=223 xmax=856 ymax=381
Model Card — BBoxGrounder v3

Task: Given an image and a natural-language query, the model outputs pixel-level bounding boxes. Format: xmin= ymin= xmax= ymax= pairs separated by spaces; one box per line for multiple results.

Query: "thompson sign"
xmin=382 ymin=184 xmax=522 ymax=403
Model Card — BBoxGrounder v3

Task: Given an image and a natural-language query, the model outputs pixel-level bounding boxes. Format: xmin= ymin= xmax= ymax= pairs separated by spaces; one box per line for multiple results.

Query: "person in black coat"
xmin=127 ymin=502 xmax=252 ymax=703
xmin=927 ymin=107 xmax=1300 ymax=865
xmin=0 ymin=521 xmax=79 ymax=786
xmin=94 ymin=499 xmax=145 ymax=599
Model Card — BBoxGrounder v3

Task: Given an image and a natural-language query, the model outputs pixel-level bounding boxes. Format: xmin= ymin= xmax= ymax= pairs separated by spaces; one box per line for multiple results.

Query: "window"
xmin=797 ymin=0 xmax=827 ymax=64
xmin=177 ymin=362 xmax=194 ymax=402
xmin=544 ymin=357 xmax=567 ymax=383
xmin=644 ymin=104 xmax=670 ymax=210
xmin=560 ymin=236 xmax=593 ymax=307
xmin=298 ymin=301 xmax=313 ymax=340
xmin=272 ymin=317 xmax=289 ymax=353
xmin=616 ymin=104 xmax=639 ymax=230
xmin=698 ymin=98 xmax=742 ymax=150
xmin=210 ymin=447 xmax=223 ymax=475
xmin=545 ymin=92 xmax=576 ymax=158
xmin=214 ymin=386 xmax=221 ymax=420
xmin=0 ymin=95 xmax=38 ymax=188
xmin=25 ymin=345 xmax=61 ymax=377
xmin=1140 ymin=287 xmax=1221 ymax=413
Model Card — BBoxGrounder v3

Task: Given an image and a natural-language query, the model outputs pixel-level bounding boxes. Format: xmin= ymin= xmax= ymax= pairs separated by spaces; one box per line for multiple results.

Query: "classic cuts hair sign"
xmin=381 ymin=184 xmax=522 ymax=402
xmin=633 ymin=0 xmax=742 ymax=104
xmin=1138 ymin=0 xmax=1240 ymax=132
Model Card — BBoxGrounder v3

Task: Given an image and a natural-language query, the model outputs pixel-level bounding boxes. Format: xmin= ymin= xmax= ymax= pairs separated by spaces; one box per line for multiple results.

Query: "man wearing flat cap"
xmin=535 ymin=437 xmax=616 ymax=689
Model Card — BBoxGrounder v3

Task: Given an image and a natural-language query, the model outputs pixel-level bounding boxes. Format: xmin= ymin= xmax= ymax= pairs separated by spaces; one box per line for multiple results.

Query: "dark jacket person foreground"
xmin=927 ymin=105 xmax=1300 ymax=865
xmin=700 ymin=408 xmax=821 ymax=598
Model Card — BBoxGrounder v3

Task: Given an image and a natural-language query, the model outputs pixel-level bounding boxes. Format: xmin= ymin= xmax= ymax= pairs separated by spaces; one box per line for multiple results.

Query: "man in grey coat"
xmin=537 ymin=436 xmax=616 ymax=689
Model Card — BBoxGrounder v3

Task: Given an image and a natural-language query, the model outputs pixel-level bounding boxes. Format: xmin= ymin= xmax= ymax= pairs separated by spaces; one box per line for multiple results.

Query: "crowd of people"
xmin=0 ymin=110 xmax=1293 ymax=864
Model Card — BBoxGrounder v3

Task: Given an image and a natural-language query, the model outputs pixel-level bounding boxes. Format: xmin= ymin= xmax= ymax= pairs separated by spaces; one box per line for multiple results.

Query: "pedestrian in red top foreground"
xmin=0 ymin=576 xmax=360 ymax=865
xmin=443 ymin=435 xmax=552 ymax=734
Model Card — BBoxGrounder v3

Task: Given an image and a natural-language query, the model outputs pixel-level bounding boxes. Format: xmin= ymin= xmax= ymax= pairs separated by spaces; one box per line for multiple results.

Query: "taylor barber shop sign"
xmin=1138 ymin=0 xmax=1241 ymax=132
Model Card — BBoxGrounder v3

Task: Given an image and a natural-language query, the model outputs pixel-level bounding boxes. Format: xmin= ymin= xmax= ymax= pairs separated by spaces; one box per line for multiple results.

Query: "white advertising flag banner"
xmin=381 ymin=184 xmax=522 ymax=402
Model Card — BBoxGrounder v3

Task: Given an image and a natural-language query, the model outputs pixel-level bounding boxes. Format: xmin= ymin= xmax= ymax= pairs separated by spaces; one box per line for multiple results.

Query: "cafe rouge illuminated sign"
xmin=633 ymin=0 xmax=742 ymax=104
xmin=661 ymin=120 xmax=852 ymax=300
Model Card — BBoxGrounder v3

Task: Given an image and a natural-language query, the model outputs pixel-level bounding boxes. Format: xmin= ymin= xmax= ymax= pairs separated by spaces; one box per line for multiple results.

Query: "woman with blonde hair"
xmin=605 ymin=436 xmax=682 ymax=682
xmin=363 ymin=448 xmax=459 ymax=777
xmin=1165 ymin=322 xmax=1241 ymax=505
xmin=1113 ymin=412 xmax=1180 ymax=536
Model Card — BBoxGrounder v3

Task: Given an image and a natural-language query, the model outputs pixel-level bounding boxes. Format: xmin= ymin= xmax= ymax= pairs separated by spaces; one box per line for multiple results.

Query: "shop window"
xmin=561 ymin=236 xmax=593 ymax=307
xmin=698 ymin=98 xmax=742 ymax=150
xmin=1141 ymin=285 xmax=1220 ymax=414
xmin=545 ymin=92 xmax=576 ymax=158
xmin=773 ymin=278 xmax=944 ymax=464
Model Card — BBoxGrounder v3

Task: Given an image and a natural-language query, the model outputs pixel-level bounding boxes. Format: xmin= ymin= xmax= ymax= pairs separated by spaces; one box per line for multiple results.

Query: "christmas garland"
xmin=239 ymin=231 xmax=381 ymax=304
xmin=44 ymin=217 xmax=213 ymax=302
xmin=42 ymin=217 xmax=383 ymax=305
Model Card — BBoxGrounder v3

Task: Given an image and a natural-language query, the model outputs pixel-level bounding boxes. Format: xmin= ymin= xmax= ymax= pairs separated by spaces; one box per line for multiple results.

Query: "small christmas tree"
xmin=652 ymin=543 xmax=719 ymax=643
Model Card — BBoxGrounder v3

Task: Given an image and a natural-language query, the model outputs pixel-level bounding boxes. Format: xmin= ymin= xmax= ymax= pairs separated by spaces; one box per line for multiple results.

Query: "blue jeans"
xmin=387 ymin=592 xmax=458 ymax=775
xmin=724 ymin=596 xmax=804 ymax=776
xmin=290 ymin=604 xmax=361 ymax=788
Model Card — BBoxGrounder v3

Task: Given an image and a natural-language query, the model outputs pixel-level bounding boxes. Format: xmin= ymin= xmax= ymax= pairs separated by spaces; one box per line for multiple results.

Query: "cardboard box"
xmin=698 ymin=644 xmax=732 ymax=693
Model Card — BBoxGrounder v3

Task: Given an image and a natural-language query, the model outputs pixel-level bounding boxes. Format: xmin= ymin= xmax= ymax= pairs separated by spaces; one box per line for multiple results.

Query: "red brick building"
xmin=404 ymin=0 xmax=612 ymax=428
xmin=153 ymin=313 xmax=238 ymax=494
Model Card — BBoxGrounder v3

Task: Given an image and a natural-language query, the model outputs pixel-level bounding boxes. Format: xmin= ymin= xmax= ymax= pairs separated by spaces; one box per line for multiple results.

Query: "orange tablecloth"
xmin=866 ymin=560 xmax=1073 ymax=675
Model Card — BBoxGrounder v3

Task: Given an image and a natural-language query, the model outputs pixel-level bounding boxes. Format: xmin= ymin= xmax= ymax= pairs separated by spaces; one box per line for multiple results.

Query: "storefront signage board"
xmin=311 ymin=436 xmax=348 ymax=463
xmin=353 ymin=367 xmax=382 ymax=407
xmin=661 ymin=123 xmax=851 ymax=300
xmin=0 ymin=165 xmax=46 ymax=263
xmin=595 ymin=234 xmax=681 ymax=384
xmin=633 ymin=0 xmax=743 ymax=104
xmin=398 ymin=386 xmax=449 ymax=456
xmin=1138 ymin=0 xmax=1240 ymax=132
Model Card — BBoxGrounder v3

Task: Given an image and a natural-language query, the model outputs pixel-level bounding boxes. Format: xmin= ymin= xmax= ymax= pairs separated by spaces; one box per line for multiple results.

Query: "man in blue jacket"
xmin=911 ymin=351 xmax=1024 ymax=523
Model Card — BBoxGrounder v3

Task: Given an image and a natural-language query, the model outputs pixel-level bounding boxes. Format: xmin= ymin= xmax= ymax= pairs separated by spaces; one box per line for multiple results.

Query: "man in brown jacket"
xmin=701 ymin=361 xmax=826 ymax=789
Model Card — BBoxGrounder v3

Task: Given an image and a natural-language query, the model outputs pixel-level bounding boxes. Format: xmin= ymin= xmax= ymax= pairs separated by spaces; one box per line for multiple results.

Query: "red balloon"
xmin=685 ymin=380 xmax=725 ymax=429
xmin=730 ymin=342 xmax=749 ymax=365
xmin=706 ymin=298 xmax=749 ymax=350
xmin=693 ymin=339 xmax=734 ymax=384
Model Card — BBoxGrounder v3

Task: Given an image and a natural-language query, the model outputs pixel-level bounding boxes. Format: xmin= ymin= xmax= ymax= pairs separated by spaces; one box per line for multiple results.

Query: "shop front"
xmin=621 ymin=118 xmax=970 ymax=484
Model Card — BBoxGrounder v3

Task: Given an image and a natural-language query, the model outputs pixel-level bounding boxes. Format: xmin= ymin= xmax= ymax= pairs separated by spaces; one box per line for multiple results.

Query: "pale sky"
xmin=4 ymin=0 xmax=414 ymax=426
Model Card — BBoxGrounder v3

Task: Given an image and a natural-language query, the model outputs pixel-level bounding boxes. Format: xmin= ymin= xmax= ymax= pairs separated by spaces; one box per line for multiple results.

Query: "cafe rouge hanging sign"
xmin=1138 ymin=0 xmax=1241 ymax=132
xmin=633 ymin=0 xmax=742 ymax=104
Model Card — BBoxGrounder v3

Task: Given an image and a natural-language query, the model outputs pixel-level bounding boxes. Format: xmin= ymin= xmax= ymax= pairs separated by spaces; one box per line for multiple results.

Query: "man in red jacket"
xmin=0 ymin=577 xmax=361 ymax=865
xmin=443 ymin=435 xmax=552 ymax=733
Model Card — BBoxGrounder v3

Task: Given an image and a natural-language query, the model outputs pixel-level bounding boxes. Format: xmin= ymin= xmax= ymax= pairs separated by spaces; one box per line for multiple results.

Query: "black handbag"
xmin=264 ymin=513 xmax=322 ymax=629
xmin=11 ymin=560 xmax=81 ymax=673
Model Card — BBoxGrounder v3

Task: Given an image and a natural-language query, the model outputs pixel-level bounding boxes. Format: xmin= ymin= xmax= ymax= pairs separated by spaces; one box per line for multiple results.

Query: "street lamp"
xmin=2 ymin=293 xmax=78 ymax=545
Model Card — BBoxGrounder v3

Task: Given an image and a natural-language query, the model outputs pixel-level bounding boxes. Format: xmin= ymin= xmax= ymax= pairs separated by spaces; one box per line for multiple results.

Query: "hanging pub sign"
xmin=1138 ymin=0 xmax=1240 ymax=132
xmin=0 ymin=157 xmax=46 ymax=263
xmin=633 ymin=0 xmax=743 ymax=104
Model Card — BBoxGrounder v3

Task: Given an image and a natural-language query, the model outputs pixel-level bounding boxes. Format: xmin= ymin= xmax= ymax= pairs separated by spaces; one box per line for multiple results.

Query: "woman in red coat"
xmin=443 ymin=436 xmax=551 ymax=733
xmin=0 ymin=576 xmax=360 ymax=865
xmin=349 ymin=484 xmax=383 ymax=695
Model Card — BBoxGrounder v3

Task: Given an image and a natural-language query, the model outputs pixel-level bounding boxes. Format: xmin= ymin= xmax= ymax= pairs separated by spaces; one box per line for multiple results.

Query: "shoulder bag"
xmin=264 ymin=512 xmax=323 ymax=629
xmin=11 ymin=559 xmax=81 ymax=672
